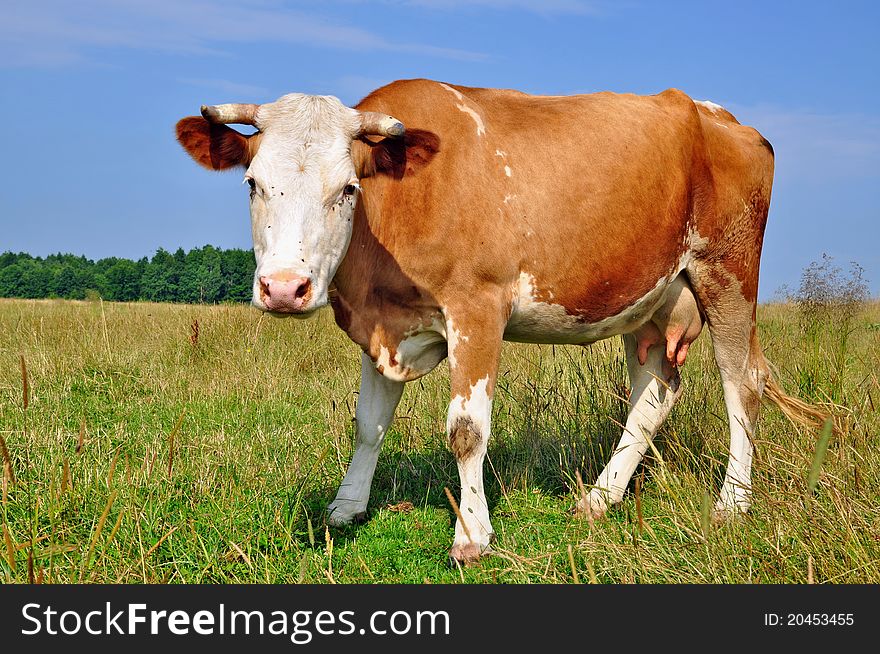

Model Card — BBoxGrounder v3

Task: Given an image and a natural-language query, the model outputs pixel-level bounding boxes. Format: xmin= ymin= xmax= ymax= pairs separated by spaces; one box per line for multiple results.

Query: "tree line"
xmin=0 ymin=246 xmax=256 ymax=303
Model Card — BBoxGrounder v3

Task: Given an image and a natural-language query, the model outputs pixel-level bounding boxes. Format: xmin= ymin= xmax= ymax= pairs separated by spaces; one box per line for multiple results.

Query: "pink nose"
xmin=259 ymin=274 xmax=312 ymax=313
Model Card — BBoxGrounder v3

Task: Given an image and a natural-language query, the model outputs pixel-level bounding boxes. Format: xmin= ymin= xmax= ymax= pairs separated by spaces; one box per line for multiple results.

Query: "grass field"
xmin=0 ymin=297 xmax=878 ymax=584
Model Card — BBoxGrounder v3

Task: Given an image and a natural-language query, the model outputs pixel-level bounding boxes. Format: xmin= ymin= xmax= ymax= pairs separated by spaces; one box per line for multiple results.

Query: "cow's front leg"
xmin=445 ymin=310 xmax=503 ymax=564
xmin=327 ymin=352 xmax=404 ymax=525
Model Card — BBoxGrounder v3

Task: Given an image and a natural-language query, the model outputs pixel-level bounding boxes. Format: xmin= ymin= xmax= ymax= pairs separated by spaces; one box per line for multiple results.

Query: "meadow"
xmin=0 ymin=297 xmax=877 ymax=583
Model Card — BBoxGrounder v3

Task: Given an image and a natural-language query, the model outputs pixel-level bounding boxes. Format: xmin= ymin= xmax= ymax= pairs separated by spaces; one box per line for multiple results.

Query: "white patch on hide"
xmin=504 ymin=271 xmax=681 ymax=344
xmin=446 ymin=376 xmax=492 ymax=441
xmin=445 ymin=317 xmax=470 ymax=370
xmin=439 ymin=83 xmax=486 ymax=137
xmin=696 ymin=100 xmax=725 ymax=114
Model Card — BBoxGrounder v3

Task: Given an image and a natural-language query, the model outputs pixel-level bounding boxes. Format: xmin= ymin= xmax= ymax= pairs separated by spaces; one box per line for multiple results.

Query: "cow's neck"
xmin=330 ymin=191 xmax=440 ymax=357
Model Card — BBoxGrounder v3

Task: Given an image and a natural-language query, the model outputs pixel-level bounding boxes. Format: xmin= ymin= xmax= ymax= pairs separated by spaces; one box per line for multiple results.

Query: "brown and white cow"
xmin=176 ymin=79 xmax=826 ymax=563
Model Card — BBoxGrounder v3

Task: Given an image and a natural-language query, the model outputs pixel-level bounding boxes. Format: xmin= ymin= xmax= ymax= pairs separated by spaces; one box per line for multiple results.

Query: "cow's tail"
xmin=760 ymin=357 xmax=839 ymax=435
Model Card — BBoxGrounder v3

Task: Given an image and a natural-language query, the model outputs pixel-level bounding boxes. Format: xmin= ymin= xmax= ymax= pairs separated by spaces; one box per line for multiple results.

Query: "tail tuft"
xmin=762 ymin=376 xmax=839 ymax=435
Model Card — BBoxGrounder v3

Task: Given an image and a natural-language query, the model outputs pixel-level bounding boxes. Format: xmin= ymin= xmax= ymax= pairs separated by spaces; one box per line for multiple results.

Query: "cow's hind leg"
xmin=688 ymin=266 xmax=770 ymax=521
xmin=327 ymin=352 xmax=404 ymax=525
xmin=708 ymin=310 xmax=768 ymax=520
xmin=579 ymin=332 xmax=684 ymax=518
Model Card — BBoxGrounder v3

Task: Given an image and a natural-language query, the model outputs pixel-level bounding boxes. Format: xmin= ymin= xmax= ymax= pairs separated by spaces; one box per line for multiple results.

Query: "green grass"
xmin=1 ymin=297 xmax=878 ymax=583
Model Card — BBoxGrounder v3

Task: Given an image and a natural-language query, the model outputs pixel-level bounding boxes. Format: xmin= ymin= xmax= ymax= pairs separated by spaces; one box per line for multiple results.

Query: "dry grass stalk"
xmin=107 ymin=450 xmax=120 ymax=488
xmin=700 ymin=491 xmax=712 ymax=542
xmin=324 ymin=527 xmax=336 ymax=583
xmin=168 ymin=409 xmax=186 ymax=478
xmin=585 ymin=559 xmax=599 ymax=584
xmin=90 ymin=511 xmax=123 ymax=580
xmin=306 ymin=517 xmax=315 ymax=547
xmin=0 ymin=434 xmax=14 ymax=487
xmin=76 ymin=420 xmax=86 ymax=454
xmin=357 ymin=555 xmax=376 ymax=581
xmin=230 ymin=541 xmax=252 ymax=568
xmin=3 ymin=523 xmax=15 ymax=572
xmin=567 ymin=544 xmax=581 ymax=584
xmin=80 ymin=490 xmax=118 ymax=581
xmin=635 ymin=468 xmax=645 ymax=535
xmin=107 ymin=512 xmax=124 ymax=545
xmin=60 ymin=458 xmax=70 ymax=494
xmin=16 ymin=535 xmax=49 ymax=551
xmin=190 ymin=319 xmax=200 ymax=347
xmin=297 ymin=553 xmax=308 ymax=584
xmin=100 ymin=297 xmax=112 ymax=360
xmin=144 ymin=525 xmax=179 ymax=560
xmin=444 ymin=486 xmax=472 ymax=542
xmin=20 ymin=355 xmax=29 ymax=411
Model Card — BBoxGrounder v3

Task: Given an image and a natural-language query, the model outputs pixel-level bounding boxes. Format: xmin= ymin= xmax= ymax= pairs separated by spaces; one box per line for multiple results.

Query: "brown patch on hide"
xmin=449 ymin=416 xmax=482 ymax=460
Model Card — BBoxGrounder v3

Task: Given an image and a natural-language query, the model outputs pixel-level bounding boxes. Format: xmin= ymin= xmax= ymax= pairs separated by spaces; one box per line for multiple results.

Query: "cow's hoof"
xmin=575 ymin=491 xmax=609 ymax=521
xmin=711 ymin=501 xmax=749 ymax=526
xmin=448 ymin=542 xmax=488 ymax=566
xmin=710 ymin=507 xmax=733 ymax=526
xmin=326 ymin=502 xmax=367 ymax=527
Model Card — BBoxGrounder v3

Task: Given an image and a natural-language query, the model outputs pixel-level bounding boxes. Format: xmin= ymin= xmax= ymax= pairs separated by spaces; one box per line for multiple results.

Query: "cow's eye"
xmin=246 ymin=177 xmax=256 ymax=191
xmin=343 ymin=184 xmax=358 ymax=196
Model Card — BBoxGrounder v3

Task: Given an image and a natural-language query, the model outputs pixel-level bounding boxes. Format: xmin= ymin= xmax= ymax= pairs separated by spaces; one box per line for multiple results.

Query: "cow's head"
xmin=176 ymin=94 xmax=404 ymax=315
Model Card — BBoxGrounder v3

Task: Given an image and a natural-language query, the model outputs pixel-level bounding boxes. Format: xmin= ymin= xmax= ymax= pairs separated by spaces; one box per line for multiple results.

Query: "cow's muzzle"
xmin=258 ymin=273 xmax=312 ymax=314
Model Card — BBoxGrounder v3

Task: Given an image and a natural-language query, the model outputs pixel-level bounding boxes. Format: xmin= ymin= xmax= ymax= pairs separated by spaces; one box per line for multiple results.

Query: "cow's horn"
xmin=200 ymin=103 xmax=260 ymax=126
xmin=358 ymin=111 xmax=405 ymax=138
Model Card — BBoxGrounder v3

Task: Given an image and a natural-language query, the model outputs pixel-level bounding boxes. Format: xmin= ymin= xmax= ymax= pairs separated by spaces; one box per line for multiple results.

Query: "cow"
xmin=176 ymin=79 xmax=827 ymax=563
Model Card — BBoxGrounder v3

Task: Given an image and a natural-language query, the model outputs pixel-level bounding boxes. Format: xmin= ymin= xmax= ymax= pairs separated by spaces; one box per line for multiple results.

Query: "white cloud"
xmin=0 ymin=0 xmax=487 ymax=68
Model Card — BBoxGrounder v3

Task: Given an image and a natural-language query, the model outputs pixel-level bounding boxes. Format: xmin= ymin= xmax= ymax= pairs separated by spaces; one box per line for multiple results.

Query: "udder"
xmin=632 ymin=275 xmax=703 ymax=374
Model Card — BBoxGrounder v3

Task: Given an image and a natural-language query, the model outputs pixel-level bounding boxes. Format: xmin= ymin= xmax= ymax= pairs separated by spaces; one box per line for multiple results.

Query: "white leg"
xmin=713 ymin=377 xmax=756 ymax=519
xmin=581 ymin=334 xmax=683 ymax=518
xmin=442 ymin=304 xmax=504 ymax=564
xmin=447 ymin=376 xmax=494 ymax=562
xmin=327 ymin=352 xmax=404 ymax=525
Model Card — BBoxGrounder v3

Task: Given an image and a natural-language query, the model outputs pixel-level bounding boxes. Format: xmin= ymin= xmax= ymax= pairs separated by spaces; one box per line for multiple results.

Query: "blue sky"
xmin=1 ymin=0 xmax=878 ymax=299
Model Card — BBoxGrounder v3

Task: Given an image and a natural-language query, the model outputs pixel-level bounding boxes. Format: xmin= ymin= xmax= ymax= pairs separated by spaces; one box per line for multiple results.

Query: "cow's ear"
xmin=358 ymin=128 xmax=440 ymax=180
xmin=176 ymin=116 xmax=252 ymax=170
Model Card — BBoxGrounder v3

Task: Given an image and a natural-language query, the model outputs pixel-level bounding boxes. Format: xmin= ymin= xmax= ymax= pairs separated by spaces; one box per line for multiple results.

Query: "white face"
xmin=246 ymin=94 xmax=363 ymax=315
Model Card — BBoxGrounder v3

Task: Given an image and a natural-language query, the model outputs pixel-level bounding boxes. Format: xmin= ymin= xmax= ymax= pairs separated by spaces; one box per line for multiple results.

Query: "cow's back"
xmin=352 ymin=80 xmax=713 ymax=326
